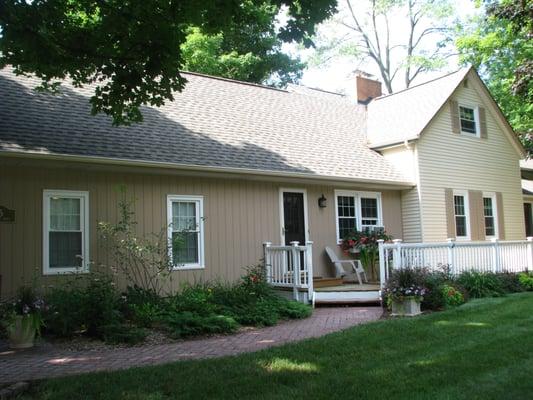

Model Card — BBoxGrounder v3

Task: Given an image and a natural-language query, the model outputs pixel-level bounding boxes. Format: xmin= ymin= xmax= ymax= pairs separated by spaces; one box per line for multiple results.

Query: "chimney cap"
xmin=353 ymin=69 xmax=376 ymax=79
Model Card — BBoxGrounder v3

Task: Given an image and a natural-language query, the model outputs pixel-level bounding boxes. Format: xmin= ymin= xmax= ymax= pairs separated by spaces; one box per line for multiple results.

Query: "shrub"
xmin=496 ymin=272 xmax=525 ymax=293
xmin=274 ymin=298 xmax=312 ymax=319
xmin=44 ymin=273 xmax=123 ymax=339
xmin=457 ymin=271 xmax=505 ymax=298
xmin=441 ymin=284 xmax=465 ymax=307
xmin=518 ymin=272 xmax=533 ymax=290
xmin=44 ymin=285 xmax=86 ymax=337
xmin=162 ymin=312 xmax=238 ymax=338
xmin=82 ymin=275 xmax=123 ymax=338
xmin=99 ymin=323 xmax=147 ymax=345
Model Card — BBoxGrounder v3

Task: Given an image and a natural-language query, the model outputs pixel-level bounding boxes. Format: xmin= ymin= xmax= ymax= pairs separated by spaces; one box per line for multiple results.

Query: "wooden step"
xmin=313 ymin=290 xmax=381 ymax=304
xmin=313 ymin=277 xmax=344 ymax=288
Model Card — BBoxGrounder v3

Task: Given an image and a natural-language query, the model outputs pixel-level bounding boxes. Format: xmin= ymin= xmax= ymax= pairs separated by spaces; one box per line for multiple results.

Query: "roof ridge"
xmin=181 ymin=71 xmax=288 ymax=93
xmin=373 ymin=67 xmax=469 ymax=102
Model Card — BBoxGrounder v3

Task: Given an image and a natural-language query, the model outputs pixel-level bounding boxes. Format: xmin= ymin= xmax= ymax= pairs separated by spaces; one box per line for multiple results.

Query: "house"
xmin=0 ymin=66 xmax=526 ymax=299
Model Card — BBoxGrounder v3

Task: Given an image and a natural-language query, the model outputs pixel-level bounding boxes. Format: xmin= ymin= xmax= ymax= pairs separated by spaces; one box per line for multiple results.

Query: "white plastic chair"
xmin=325 ymin=246 xmax=368 ymax=285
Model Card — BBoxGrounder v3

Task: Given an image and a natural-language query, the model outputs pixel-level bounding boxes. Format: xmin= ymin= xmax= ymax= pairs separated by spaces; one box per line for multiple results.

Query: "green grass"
xmin=24 ymin=293 xmax=533 ymax=400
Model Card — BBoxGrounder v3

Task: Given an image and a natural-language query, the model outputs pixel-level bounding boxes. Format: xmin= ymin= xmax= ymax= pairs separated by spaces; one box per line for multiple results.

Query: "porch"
xmin=264 ymin=238 xmax=533 ymax=306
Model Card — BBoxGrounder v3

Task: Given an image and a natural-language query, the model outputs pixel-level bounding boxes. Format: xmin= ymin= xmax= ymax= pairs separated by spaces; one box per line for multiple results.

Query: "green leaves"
xmin=0 ymin=0 xmax=336 ymax=125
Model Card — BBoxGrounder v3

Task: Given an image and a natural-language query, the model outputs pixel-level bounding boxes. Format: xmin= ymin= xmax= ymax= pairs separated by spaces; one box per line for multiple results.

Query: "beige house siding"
xmin=416 ymin=82 xmax=524 ymax=242
xmin=0 ymin=162 xmax=403 ymax=298
xmin=381 ymin=146 xmax=421 ymax=242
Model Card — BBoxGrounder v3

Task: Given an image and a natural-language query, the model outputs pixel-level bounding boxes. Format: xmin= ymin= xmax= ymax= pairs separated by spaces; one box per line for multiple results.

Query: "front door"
xmin=282 ymin=191 xmax=306 ymax=246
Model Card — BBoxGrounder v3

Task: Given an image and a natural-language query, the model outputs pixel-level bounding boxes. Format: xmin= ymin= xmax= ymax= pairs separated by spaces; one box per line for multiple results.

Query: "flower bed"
xmin=0 ymin=266 xmax=312 ymax=347
xmin=383 ymin=265 xmax=533 ymax=316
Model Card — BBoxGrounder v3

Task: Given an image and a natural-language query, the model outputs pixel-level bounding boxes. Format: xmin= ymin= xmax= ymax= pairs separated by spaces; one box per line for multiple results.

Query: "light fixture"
xmin=318 ymin=194 xmax=327 ymax=208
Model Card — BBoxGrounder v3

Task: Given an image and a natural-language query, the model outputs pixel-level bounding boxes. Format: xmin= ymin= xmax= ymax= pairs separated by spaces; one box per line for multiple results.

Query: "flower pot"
xmin=391 ymin=297 xmax=421 ymax=317
xmin=7 ymin=315 xmax=37 ymax=349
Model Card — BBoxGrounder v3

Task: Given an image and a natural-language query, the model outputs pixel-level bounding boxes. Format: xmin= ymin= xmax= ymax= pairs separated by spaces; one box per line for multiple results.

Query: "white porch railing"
xmin=378 ymin=238 xmax=533 ymax=288
xmin=263 ymin=241 xmax=314 ymax=301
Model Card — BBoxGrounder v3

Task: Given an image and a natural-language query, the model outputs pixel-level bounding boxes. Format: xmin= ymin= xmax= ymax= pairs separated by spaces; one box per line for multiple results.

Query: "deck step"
xmin=312 ymin=277 xmax=344 ymax=288
xmin=313 ymin=290 xmax=381 ymax=304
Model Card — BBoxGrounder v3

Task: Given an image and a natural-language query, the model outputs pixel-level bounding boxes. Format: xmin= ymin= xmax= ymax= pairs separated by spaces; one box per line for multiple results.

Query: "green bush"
xmin=162 ymin=312 xmax=239 ymax=338
xmin=457 ymin=271 xmax=505 ymax=298
xmin=441 ymin=284 xmax=465 ymax=307
xmin=99 ymin=323 xmax=147 ymax=345
xmin=274 ymin=298 xmax=312 ymax=319
xmin=44 ymin=285 xmax=86 ymax=337
xmin=518 ymin=272 xmax=533 ymax=290
xmin=496 ymin=272 xmax=525 ymax=293
xmin=44 ymin=273 xmax=123 ymax=339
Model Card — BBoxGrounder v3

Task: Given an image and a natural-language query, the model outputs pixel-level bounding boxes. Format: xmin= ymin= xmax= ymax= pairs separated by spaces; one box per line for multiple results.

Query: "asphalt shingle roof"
xmin=0 ymin=68 xmax=410 ymax=184
xmin=367 ymin=68 xmax=470 ymax=147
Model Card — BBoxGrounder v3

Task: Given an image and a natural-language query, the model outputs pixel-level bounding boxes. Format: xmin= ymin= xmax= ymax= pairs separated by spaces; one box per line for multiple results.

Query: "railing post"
xmin=447 ymin=238 xmax=455 ymax=275
xmin=263 ymin=242 xmax=272 ymax=283
xmin=377 ymin=239 xmax=385 ymax=290
xmin=392 ymin=239 xmax=403 ymax=269
xmin=306 ymin=241 xmax=314 ymax=302
xmin=290 ymin=241 xmax=300 ymax=301
xmin=491 ymin=238 xmax=501 ymax=272
xmin=527 ymin=236 xmax=533 ymax=271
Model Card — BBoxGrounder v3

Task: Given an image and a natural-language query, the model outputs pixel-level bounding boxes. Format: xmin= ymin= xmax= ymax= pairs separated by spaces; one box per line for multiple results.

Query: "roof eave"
xmin=0 ymin=150 xmax=416 ymax=189
xmin=369 ymin=137 xmax=419 ymax=151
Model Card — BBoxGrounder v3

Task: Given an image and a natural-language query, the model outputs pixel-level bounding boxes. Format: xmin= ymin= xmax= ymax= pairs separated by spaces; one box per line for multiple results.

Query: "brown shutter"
xmin=445 ymin=188 xmax=456 ymax=239
xmin=496 ymin=192 xmax=505 ymax=239
xmin=479 ymin=107 xmax=488 ymax=139
xmin=468 ymin=190 xmax=484 ymax=241
xmin=450 ymin=100 xmax=460 ymax=134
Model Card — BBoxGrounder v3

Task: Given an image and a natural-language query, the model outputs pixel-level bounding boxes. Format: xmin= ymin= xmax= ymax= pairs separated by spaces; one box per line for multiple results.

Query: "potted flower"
xmin=383 ymin=267 xmax=427 ymax=316
xmin=340 ymin=227 xmax=391 ymax=281
xmin=1 ymin=286 xmax=46 ymax=349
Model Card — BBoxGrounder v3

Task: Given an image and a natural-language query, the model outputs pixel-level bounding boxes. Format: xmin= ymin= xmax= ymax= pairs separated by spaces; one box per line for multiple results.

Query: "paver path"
xmin=0 ymin=307 xmax=382 ymax=384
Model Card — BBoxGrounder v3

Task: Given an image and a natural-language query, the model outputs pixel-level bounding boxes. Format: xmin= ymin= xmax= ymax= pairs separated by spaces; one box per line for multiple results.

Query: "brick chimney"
xmin=355 ymin=72 xmax=382 ymax=104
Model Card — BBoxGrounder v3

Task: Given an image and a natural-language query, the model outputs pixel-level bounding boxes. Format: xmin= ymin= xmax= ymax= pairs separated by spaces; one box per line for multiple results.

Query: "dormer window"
xmin=459 ymin=106 xmax=478 ymax=136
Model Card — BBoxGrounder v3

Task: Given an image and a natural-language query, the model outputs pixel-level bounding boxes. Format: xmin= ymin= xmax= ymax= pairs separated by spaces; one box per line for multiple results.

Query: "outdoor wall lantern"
xmin=318 ymin=194 xmax=327 ymax=208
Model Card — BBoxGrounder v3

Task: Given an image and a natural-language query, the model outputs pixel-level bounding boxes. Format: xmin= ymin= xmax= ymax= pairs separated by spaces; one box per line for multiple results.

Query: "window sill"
xmin=171 ymin=265 xmax=205 ymax=271
xmin=43 ymin=268 xmax=90 ymax=276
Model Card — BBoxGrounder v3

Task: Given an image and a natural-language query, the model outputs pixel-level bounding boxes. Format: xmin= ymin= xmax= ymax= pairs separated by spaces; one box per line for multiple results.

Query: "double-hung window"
xmin=43 ymin=190 xmax=89 ymax=274
xmin=483 ymin=193 xmax=497 ymax=238
xmin=167 ymin=195 xmax=204 ymax=269
xmin=453 ymin=191 xmax=470 ymax=239
xmin=335 ymin=191 xmax=382 ymax=242
xmin=459 ymin=105 xmax=479 ymax=136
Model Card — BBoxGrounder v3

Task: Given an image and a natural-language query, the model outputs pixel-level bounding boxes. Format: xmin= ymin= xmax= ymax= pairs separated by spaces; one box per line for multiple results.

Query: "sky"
xmin=282 ymin=0 xmax=480 ymax=98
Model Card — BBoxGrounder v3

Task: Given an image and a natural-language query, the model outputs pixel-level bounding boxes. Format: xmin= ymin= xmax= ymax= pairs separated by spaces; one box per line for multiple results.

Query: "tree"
xmin=456 ymin=0 xmax=533 ymax=155
xmin=311 ymin=0 xmax=456 ymax=93
xmin=0 ymin=0 xmax=336 ymax=125
xmin=181 ymin=3 xmax=304 ymax=87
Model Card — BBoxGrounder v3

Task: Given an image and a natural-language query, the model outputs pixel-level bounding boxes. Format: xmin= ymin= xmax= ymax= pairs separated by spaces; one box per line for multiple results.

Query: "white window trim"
xmin=334 ymin=190 xmax=383 ymax=243
xmin=459 ymin=103 xmax=480 ymax=137
xmin=453 ymin=190 xmax=470 ymax=240
xmin=167 ymin=195 xmax=205 ymax=270
xmin=43 ymin=190 xmax=90 ymax=275
xmin=483 ymin=192 xmax=499 ymax=240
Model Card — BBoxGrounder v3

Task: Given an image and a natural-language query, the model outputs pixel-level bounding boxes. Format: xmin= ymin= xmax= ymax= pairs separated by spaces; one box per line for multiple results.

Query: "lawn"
xmin=24 ymin=293 xmax=533 ymax=400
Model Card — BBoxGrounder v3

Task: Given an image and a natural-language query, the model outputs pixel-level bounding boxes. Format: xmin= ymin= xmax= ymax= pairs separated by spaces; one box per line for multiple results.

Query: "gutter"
xmin=369 ymin=137 xmax=419 ymax=151
xmin=0 ymin=150 xmax=416 ymax=189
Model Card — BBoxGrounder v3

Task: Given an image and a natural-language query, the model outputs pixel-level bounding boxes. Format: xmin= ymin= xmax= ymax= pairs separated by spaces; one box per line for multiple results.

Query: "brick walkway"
xmin=0 ymin=307 xmax=382 ymax=384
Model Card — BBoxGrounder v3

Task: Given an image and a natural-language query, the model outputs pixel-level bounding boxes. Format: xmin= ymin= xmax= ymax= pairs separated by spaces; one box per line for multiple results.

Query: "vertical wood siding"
xmin=0 ymin=164 xmax=403 ymax=297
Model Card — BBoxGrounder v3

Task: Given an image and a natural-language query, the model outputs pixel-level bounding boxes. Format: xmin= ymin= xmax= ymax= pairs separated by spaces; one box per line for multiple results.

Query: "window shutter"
xmin=445 ymin=188 xmax=456 ymax=239
xmin=468 ymin=190 xmax=484 ymax=241
xmin=450 ymin=100 xmax=460 ymax=134
xmin=496 ymin=192 xmax=505 ymax=239
xmin=479 ymin=107 xmax=488 ymax=138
